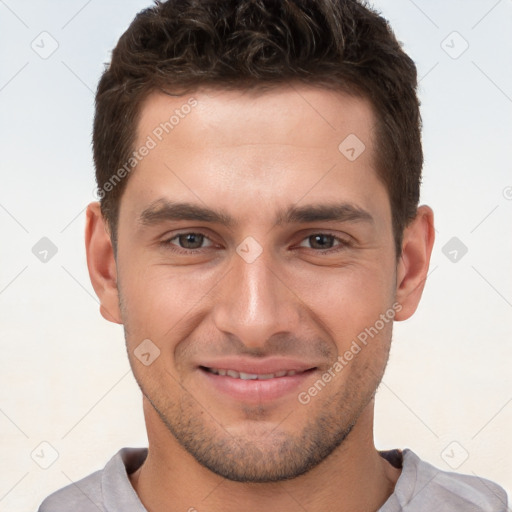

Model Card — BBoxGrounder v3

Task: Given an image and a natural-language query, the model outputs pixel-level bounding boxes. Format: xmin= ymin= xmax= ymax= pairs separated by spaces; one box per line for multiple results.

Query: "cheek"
xmin=285 ymin=262 xmax=396 ymax=340
xmin=118 ymin=245 xmax=396 ymax=356
xmin=118 ymin=260 xmax=218 ymax=344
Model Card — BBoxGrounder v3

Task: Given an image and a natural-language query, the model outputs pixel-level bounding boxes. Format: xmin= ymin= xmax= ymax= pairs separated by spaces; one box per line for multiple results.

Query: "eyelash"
xmin=160 ymin=231 xmax=351 ymax=255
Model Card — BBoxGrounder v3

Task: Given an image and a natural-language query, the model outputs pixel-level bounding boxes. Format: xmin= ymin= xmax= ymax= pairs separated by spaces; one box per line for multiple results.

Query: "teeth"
xmin=239 ymin=372 xmax=259 ymax=380
xmin=206 ymin=367 xmax=302 ymax=380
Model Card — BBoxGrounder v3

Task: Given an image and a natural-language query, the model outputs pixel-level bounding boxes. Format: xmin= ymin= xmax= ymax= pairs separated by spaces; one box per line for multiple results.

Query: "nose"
xmin=212 ymin=247 xmax=301 ymax=349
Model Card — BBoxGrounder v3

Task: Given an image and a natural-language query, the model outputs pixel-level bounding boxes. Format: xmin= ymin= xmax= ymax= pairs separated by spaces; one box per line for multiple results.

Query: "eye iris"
xmin=310 ymin=234 xmax=334 ymax=249
xmin=179 ymin=233 xmax=204 ymax=249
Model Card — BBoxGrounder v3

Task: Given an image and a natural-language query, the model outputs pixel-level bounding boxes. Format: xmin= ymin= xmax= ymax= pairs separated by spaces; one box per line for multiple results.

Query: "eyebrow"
xmin=137 ymin=199 xmax=374 ymax=228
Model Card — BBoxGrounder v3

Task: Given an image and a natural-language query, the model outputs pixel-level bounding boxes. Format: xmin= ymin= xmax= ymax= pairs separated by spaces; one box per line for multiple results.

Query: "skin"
xmin=85 ymin=85 xmax=435 ymax=512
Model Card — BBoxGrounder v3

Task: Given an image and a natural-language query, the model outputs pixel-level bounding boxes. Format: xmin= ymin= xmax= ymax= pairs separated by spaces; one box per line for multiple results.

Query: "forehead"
xmin=136 ymin=85 xmax=376 ymax=154
xmin=120 ymin=85 xmax=387 ymax=228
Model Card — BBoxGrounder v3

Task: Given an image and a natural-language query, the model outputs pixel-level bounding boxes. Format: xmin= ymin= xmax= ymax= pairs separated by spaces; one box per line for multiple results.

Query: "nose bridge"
xmin=213 ymin=248 xmax=299 ymax=346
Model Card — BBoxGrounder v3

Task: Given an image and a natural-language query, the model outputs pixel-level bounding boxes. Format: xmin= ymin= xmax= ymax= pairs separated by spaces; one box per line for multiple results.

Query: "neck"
xmin=130 ymin=398 xmax=401 ymax=512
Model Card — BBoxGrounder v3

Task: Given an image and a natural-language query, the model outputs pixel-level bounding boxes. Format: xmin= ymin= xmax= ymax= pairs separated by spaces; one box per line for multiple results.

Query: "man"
xmin=39 ymin=0 xmax=508 ymax=510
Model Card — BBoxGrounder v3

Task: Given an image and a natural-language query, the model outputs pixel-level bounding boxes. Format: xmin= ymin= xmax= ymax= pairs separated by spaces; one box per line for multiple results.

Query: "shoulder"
xmin=37 ymin=468 xmax=104 ymax=512
xmin=395 ymin=449 xmax=508 ymax=511
xmin=37 ymin=448 xmax=148 ymax=512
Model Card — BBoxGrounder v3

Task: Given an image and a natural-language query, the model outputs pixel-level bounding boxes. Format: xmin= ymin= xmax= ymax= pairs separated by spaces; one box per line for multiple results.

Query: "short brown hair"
xmin=93 ymin=0 xmax=422 ymax=256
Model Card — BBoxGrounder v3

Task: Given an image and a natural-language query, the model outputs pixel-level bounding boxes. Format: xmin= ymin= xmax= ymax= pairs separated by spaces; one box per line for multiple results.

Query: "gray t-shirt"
xmin=38 ymin=447 xmax=508 ymax=511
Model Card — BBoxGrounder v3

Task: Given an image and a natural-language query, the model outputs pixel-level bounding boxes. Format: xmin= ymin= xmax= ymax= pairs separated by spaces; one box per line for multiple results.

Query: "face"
xmin=111 ymin=86 xmax=403 ymax=482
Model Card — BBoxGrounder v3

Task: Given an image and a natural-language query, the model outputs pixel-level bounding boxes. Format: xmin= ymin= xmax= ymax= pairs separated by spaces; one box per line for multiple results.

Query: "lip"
xmin=197 ymin=357 xmax=318 ymax=404
xmin=198 ymin=356 xmax=316 ymax=375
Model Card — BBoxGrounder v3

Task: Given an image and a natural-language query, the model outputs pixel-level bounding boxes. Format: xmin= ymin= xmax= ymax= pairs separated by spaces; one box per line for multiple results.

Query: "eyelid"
xmin=296 ymin=232 xmax=351 ymax=250
xmin=160 ymin=229 xmax=352 ymax=253
xmin=164 ymin=230 xmax=216 ymax=249
xmin=297 ymin=228 xmax=352 ymax=242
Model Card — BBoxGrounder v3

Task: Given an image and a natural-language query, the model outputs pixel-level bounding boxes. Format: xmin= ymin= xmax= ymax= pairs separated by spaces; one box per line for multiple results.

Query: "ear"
xmin=85 ymin=202 xmax=122 ymax=324
xmin=394 ymin=205 xmax=435 ymax=321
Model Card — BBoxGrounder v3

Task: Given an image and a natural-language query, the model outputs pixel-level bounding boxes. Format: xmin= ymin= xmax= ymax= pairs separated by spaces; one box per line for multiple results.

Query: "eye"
xmin=165 ymin=232 xmax=214 ymax=251
xmin=298 ymin=233 xmax=348 ymax=252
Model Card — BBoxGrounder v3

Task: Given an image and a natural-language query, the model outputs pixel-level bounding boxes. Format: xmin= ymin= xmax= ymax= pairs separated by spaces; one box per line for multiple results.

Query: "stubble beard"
xmin=133 ymin=354 xmax=388 ymax=483
xmin=119 ymin=288 xmax=392 ymax=483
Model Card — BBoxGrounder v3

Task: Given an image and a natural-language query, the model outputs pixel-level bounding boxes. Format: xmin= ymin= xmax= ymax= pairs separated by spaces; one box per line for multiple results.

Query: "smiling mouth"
xmin=200 ymin=366 xmax=315 ymax=380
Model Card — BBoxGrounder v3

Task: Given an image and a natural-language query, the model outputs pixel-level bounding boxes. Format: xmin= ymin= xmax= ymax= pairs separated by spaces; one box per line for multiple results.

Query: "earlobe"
xmin=394 ymin=205 xmax=435 ymax=321
xmin=85 ymin=202 xmax=122 ymax=324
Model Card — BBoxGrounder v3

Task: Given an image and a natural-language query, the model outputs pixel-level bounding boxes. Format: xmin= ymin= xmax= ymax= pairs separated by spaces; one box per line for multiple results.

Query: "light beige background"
xmin=0 ymin=0 xmax=511 ymax=510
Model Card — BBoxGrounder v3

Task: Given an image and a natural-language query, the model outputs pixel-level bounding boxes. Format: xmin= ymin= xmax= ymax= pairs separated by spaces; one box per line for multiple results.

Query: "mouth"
xmin=197 ymin=361 xmax=318 ymax=404
xmin=200 ymin=366 xmax=307 ymax=380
